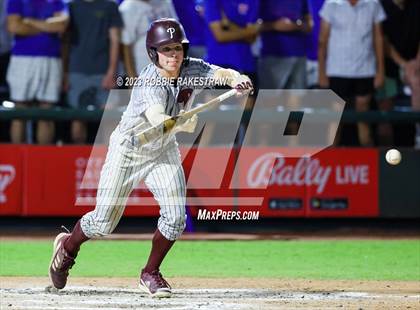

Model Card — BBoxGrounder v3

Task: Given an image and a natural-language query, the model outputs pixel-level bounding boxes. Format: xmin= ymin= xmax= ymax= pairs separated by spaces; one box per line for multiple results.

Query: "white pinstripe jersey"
xmin=118 ymin=58 xmax=220 ymax=136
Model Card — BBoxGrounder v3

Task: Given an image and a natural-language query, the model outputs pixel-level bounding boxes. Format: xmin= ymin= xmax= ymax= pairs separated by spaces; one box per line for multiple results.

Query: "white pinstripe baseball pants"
xmin=80 ymin=129 xmax=186 ymax=241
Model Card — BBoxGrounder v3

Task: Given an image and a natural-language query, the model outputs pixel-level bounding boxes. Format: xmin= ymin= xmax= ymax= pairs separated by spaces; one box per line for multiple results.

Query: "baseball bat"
xmin=136 ymin=89 xmax=238 ymax=145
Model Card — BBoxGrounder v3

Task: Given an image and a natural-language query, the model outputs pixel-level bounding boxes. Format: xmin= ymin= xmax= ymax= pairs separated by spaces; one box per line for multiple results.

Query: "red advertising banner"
xmin=305 ymin=148 xmax=379 ymax=217
xmin=232 ymin=149 xmax=308 ymax=217
xmin=23 ymin=146 xmax=94 ymax=216
xmin=0 ymin=145 xmax=379 ymax=217
xmin=231 ymin=148 xmax=378 ymax=217
xmin=23 ymin=145 xmax=160 ymax=216
xmin=0 ymin=145 xmax=23 ymax=215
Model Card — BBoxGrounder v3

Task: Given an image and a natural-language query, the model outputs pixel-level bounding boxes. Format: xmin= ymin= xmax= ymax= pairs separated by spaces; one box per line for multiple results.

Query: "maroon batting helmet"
xmin=146 ymin=18 xmax=189 ymax=68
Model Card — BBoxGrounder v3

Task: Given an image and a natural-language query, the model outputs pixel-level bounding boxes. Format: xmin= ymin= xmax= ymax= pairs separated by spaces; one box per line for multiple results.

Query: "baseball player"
xmin=48 ymin=18 xmax=253 ymax=297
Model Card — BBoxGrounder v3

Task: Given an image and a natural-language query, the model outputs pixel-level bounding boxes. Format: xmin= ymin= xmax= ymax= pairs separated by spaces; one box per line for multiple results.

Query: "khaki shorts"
xmin=6 ymin=56 xmax=62 ymax=103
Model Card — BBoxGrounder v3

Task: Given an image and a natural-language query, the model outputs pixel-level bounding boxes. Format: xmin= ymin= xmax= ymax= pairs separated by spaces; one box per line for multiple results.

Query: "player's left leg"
xmin=140 ymin=145 xmax=186 ymax=297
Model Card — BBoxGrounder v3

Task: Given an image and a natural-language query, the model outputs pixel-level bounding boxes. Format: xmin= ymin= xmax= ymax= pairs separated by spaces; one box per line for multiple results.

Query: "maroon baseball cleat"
xmin=48 ymin=233 xmax=76 ymax=289
xmin=139 ymin=269 xmax=172 ymax=298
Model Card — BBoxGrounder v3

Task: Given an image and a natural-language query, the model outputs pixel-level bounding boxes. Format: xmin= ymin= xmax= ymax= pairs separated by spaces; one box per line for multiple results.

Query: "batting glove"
xmin=232 ymin=74 xmax=254 ymax=95
xmin=174 ymin=110 xmax=198 ymax=133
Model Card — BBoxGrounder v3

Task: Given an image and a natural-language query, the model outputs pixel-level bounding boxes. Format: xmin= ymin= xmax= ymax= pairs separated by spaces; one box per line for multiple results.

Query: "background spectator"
xmin=151 ymin=0 xmax=177 ymax=20
xmin=120 ymin=0 xmax=177 ymax=79
xmin=379 ymin=0 xmax=420 ymax=148
xmin=258 ymin=0 xmax=312 ymax=147
xmin=0 ymin=0 xmax=11 ymax=97
xmin=306 ymin=0 xmax=324 ymax=88
xmin=0 ymin=0 xmax=10 ymax=142
xmin=203 ymin=0 xmax=260 ymax=145
xmin=259 ymin=0 xmax=312 ymax=90
xmin=119 ymin=0 xmax=155 ymax=78
xmin=65 ymin=0 xmax=123 ymax=144
xmin=318 ymin=0 xmax=386 ymax=146
xmin=203 ymin=0 xmax=260 ymax=86
xmin=6 ymin=0 xmax=68 ymax=144
xmin=172 ymin=0 xmax=206 ymax=59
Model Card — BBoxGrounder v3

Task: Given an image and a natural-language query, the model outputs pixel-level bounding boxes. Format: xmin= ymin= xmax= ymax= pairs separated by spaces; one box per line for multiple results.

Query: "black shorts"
xmin=329 ymin=77 xmax=374 ymax=99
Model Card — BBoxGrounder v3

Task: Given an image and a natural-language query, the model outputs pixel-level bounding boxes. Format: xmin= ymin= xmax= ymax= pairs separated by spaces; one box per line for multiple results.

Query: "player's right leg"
xmin=49 ymin=130 xmax=148 ymax=289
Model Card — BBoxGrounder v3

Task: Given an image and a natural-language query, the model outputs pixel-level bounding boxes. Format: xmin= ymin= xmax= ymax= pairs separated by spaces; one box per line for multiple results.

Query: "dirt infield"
xmin=1 ymin=277 xmax=419 ymax=309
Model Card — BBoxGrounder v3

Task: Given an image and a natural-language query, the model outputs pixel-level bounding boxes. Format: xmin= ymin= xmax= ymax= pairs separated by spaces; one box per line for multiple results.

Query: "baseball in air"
xmin=385 ymin=149 xmax=401 ymax=165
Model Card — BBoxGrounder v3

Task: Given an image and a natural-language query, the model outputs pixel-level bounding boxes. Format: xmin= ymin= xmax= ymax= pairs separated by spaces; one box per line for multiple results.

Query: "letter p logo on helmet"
xmin=167 ymin=28 xmax=175 ymax=39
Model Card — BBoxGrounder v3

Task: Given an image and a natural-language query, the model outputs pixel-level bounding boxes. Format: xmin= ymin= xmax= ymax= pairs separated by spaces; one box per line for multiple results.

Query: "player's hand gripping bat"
xmin=135 ymin=89 xmax=238 ymax=145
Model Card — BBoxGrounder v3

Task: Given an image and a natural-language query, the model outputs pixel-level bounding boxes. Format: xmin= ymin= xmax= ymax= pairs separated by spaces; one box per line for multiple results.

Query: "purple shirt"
xmin=260 ymin=0 xmax=310 ymax=58
xmin=306 ymin=0 xmax=324 ymax=60
xmin=204 ymin=0 xmax=259 ymax=73
xmin=173 ymin=0 xmax=205 ymax=46
xmin=7 ymin=0 xmax=66 ymax=57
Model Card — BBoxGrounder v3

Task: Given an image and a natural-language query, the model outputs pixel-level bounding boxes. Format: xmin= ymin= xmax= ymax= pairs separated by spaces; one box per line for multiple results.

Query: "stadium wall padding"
xmin=0 ymin=145 xmax=418 ymax=218
xmin=379 ymin=149 xmax=420 ymax=218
